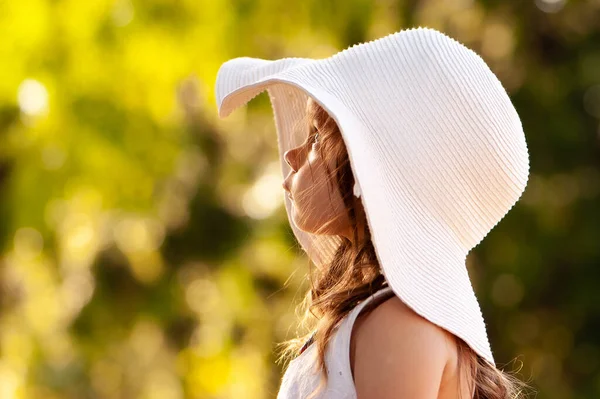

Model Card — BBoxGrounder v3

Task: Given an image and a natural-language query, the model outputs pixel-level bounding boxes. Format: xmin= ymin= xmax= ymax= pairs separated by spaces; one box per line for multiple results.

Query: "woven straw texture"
xmin=215 ymin=27 xmax=530 ymax=365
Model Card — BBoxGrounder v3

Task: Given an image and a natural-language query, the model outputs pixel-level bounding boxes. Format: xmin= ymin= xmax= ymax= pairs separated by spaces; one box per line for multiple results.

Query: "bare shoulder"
xmin=350 ymin=295 xmax=463 ymax=398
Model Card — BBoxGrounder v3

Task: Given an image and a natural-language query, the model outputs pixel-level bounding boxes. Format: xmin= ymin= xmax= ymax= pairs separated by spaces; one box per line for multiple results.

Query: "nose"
xmin=283 ymin=148 xmax=297 ymax=172
xmin=282 ymin=149 xmax=297 ymax=194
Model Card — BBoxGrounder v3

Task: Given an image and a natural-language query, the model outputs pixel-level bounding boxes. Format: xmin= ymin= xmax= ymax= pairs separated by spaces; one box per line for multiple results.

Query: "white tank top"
xmin=277 ymin=286 xmax=396 ymax=399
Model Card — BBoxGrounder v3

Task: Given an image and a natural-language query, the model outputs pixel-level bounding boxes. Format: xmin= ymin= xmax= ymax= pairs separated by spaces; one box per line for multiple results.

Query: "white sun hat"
xmin=215 ymin=26 xmax=530 ymax=366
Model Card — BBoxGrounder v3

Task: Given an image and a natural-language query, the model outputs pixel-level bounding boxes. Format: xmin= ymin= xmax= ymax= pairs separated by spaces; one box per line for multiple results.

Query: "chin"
xmin=291 ymin=203 xmax=339 ymax=236
xmin=293 ymin=217 xmax=335 ymax=236
xmin=291 ymin=215 xmax=311 ymax=234
xmin=291 ymin=209 xmax=317 ymax=235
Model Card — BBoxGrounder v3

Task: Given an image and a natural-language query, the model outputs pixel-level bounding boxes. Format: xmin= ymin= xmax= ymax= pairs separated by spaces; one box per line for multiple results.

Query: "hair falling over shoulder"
xmin=275 ymin=99 xmax=533 ymax=399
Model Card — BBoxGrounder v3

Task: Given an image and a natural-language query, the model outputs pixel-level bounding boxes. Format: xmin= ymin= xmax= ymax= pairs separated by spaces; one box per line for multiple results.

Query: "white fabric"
xmin=277 ymin=286 xmax=396 ymax=399
xmin=215 ymin=27 xmax=530 ymax=365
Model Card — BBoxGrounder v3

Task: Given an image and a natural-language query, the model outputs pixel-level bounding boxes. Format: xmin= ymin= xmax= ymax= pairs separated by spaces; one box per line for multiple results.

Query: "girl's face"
xmin=282 ymin=98 xmax=350 ymax=236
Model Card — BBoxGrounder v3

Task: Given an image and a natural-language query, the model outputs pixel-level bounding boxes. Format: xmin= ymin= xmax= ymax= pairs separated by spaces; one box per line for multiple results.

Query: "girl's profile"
xmin=216 ymin=27 xmax=531 ymax=398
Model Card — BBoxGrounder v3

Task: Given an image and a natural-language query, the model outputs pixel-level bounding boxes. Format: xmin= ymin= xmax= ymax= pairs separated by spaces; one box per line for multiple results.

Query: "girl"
xmin=216 ymin=27 xmax=531 ymax=398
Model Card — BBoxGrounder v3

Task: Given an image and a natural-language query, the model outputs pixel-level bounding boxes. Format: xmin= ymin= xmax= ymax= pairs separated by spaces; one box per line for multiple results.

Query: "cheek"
xmin=293 ymin=159 xmax=329 ymax=204
xmin=292 ymin=167 xmax=319 ymax=206
xmin=291 ymin=161 xmax=347 ymax=233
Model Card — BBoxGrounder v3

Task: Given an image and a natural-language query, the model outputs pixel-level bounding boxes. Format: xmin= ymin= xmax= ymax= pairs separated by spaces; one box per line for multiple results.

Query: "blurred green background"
xmin=1 ymin=0 xmax=599 ymax=398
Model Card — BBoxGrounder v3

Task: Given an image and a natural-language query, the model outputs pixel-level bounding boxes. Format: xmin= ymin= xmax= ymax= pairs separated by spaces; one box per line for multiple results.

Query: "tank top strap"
xmin=343 ymin=285 xmax=396 ymax=333
xmin=279 ymin=285 xmax=397 ymax=398
xmin=324 ymin=285 xmax=397 ymax=389
xmin=295 ymin=285 xmax=396 ymax=357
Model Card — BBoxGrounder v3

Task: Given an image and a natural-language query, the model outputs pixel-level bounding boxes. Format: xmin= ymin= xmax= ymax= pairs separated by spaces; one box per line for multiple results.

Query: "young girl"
xmin=216 ymin=27 xmax=531 ymax=398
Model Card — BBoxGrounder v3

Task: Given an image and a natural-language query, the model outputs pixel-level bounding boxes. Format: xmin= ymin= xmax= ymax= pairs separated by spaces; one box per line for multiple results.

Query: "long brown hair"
xmin=276 ymin=98 xmax=531 ymax=398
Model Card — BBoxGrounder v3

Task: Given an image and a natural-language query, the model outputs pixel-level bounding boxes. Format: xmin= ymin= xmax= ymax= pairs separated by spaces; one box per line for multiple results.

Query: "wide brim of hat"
xmin=215 ymin=56 xmax=497 ymax=365
xmin=214 ymin=26 xmax=529 ymax=366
